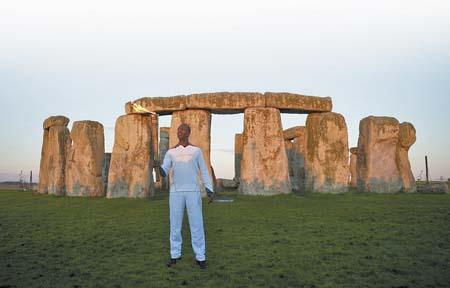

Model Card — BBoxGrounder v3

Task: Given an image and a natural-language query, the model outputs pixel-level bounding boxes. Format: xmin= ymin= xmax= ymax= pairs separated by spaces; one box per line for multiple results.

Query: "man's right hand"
xmin=206 ymin=188 xmax=214 ymax=203
xmin=159 ymin=166 xmax=166 ymax=177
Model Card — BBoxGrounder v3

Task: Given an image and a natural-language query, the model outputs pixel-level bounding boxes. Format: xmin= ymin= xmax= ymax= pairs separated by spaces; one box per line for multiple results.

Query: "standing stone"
xmin=65 ymin=121 xmax=105 ymax=197
xmin=240 ymin=108 xmax=291 ymax=195
xmin=285 ymin=140 xmax=295 ymax=190
xmin=169 ymin=109 xmax=213 ymax=193
xmin=397 ymin=122 xmax=417 ymax=193
xmin=357 ymin=116 xmax=402 ymax=193
xmin=156 ymin=127 xmax=170 ymax=193
xmin=349 ymin=147 xmax=358 ymax=188
xmin=305 ymin=112 xmax=349 ymax=193
xmin=43 ymin=115 xmax=70 ymax=130
xmin=284 ymin=126 xmax=307 ymax=193
xmin=38 ymin=116 xmax=71 ymax=196
xmin=102 ymin=153 xmax=111 ymax=194
xmin=107 ymin=114 xmax=154 ymax=198
xmin=234 ymin=133 xmax=243 ymax=182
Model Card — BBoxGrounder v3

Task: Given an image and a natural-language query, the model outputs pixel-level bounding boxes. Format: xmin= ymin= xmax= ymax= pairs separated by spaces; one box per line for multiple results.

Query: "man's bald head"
xmin=177 ymin=123 xmax=191 ymax=142
xmin=178 ymin=123 xmax=191 ymax=133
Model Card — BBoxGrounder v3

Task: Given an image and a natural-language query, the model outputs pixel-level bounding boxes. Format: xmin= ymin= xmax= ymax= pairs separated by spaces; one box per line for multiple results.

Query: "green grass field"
xmin=1 ymin=190 xmax=449 ymax=288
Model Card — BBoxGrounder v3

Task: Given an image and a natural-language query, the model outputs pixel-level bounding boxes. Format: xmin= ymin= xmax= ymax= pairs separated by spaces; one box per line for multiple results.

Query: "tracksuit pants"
xmin=169 ymin=191 xmax=206 ymax=261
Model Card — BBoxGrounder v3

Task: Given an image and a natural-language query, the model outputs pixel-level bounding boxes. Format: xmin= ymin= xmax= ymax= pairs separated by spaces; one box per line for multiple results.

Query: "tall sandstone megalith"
xmin=234 ymin=133 xmax=243 ymax=182
xmin=284 ymin=126 xmax=307 ymax=193
xmin=357 ymin=116 xmax=402 ymax=193
xmin=397 ymin=122 xmax=417 ymax=193
xmin=65 ymin=121 xmax=105 ymax=197
xmin=39 ymin=116 xmax=71 ymax=195
xmin=349 ymin=147 xmax=358 ymax=188
xmin=169 ymin=109 xmax=213 ymax=181
xmin=156 ymin=127 xmax=170 ymax=193
xmin=305 ymin=112 xmax=349 ymax=193
xmin=107 ymin=114 xmax=155 ymax=198
xmin=102 ymin=153 xmax=111 ymax=193
xmin=240 ymin=108 xmax=291 ymax=195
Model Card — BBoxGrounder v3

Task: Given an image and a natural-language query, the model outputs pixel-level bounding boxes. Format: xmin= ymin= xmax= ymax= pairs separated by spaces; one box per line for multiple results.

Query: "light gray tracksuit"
xmin=161 ymin=145 xmax=213 ymax=261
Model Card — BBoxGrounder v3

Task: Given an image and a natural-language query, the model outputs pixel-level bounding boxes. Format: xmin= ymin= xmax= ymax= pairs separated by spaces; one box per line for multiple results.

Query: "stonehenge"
xmin=156 ymin=127 xmax=170 ymax=193
xmin=125 ymin=92 xmax=332 ymax=115
xmin=39 ymin=92 xmax=419 ymax=198
xmin=397 ymin=123 xmax=417 ymax=193
xmin=102 ymin=153 xmax=111 ymax=194
xmin=305 ymin=112 xmax=349 ymax=193
xmin=107 ymin=114 xmax=155 ymax=198
xmin=234 ymin=133 xmax=243 ymax=182
xmin=349 ymin=148 xmax=358 ymax=188
xmin=356 ymin=116 xmax=417 ymax=193
xmin=357 ymin=116 xmax=402 ymax=193
xmin=65 ymin=121 xmax=105 ymax=197
xmin=239 ymin=107 xmax=291 ymax=195
xmin=284 ymin=126 xmax=307 ymax=193
xmin=38 ymin=116 xmax=71 ymax=195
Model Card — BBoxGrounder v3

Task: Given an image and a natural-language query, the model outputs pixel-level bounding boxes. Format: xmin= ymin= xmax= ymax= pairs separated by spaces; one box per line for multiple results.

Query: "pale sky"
xmin=1 ymin=0 xmax=449 ymax=181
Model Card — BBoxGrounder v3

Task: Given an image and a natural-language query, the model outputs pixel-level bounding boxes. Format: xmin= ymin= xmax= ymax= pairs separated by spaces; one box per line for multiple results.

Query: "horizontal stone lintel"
xmin=125 ymin=92 xmax=332 ymax=115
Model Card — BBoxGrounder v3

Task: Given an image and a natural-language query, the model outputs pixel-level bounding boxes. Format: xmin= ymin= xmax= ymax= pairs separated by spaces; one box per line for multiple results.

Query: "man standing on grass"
xmin=158 ymin=123 xmax=214 ymax=269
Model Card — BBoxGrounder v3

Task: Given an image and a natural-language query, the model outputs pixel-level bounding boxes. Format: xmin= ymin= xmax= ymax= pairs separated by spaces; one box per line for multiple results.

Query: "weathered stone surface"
xmin=285 ymin=140 xmax=295 ymax=190
xmin=349 ymin=147 xmax=358 ymax=188
xmin=240 ymin=108 xmax=291 ymax=195
xmin=186 ymin=92 xmax=265 ymax=114
xmin=156 ymin=127 xmax=170 ymax=193
xmin=107 ymin=114 xmax=154 ymax=198
xmin=65 ymin=121 xmax=105 ymax=197
xmin=216 ymin=178 xmax=239 ymax=192
xmin=305 ymin=112 xmax=349 ymax=193
xmin=43 ymin=115 xmax=70 ymax=130
xmin=222 ymin=178 xmax=239 ymax=189
xmin=38 ymin=124 xmax=71 ymax=195
xmin=102 ymin=153 xmax=111 ymax=194
xmin=126 ymin=95 xmax=187 ymax=115
xmin=264 ymin=92 xmax=332 ymax=113
xmin=169 ymin=109 xmax=212 ymax=176
xmin=285 ymin=126 xmax=307 ymax=193
xmin=283 ymin=126 xmax=305 ymax=140
xmin=417 ymin=182 xmax=449 ymax=194
xmin=234 ymin=133 xmax=243 ymax=182
xmin=357 ymin=116 xmax=402 ymax=193
xmin=397 ymin=122 xmax=417 ymax=193
xmin=127 ymin=92 xmax=332 ymax=115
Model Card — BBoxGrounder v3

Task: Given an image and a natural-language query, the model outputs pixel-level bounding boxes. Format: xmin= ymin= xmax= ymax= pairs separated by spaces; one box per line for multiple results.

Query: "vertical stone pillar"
xmin=357 ymin=116 xmax=402 ymax=193
xmin=349 ymin=147 xmax=358 ymax=188
xmin=107 ymin=114 xmax=155 ymax=198
xmin=65 ymin=121 xmax=105 ymax=197
xmin=102 ymin=153 xmax=111 ymax=194
xmin=157 ymin=127 xmax=170 ymax=193
xmin=285 ymin=140 xmax=295 ymax=190
xmin=169 ymin=109 xmax=212 ymax=180
xmin=234 ymin=133 xmax=243 ymax=182
xmin=397 ymin=122 xmax=417 ymax=193
xmin=38 ymin=116 xmax=70 ymax=195
xmin=305 ymin=112 xmax=349 ymax=193
xmin=284 ymin=126 xmax=307 ymax=193
xmin=240 ymin=108 xmax=291 ymax=195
